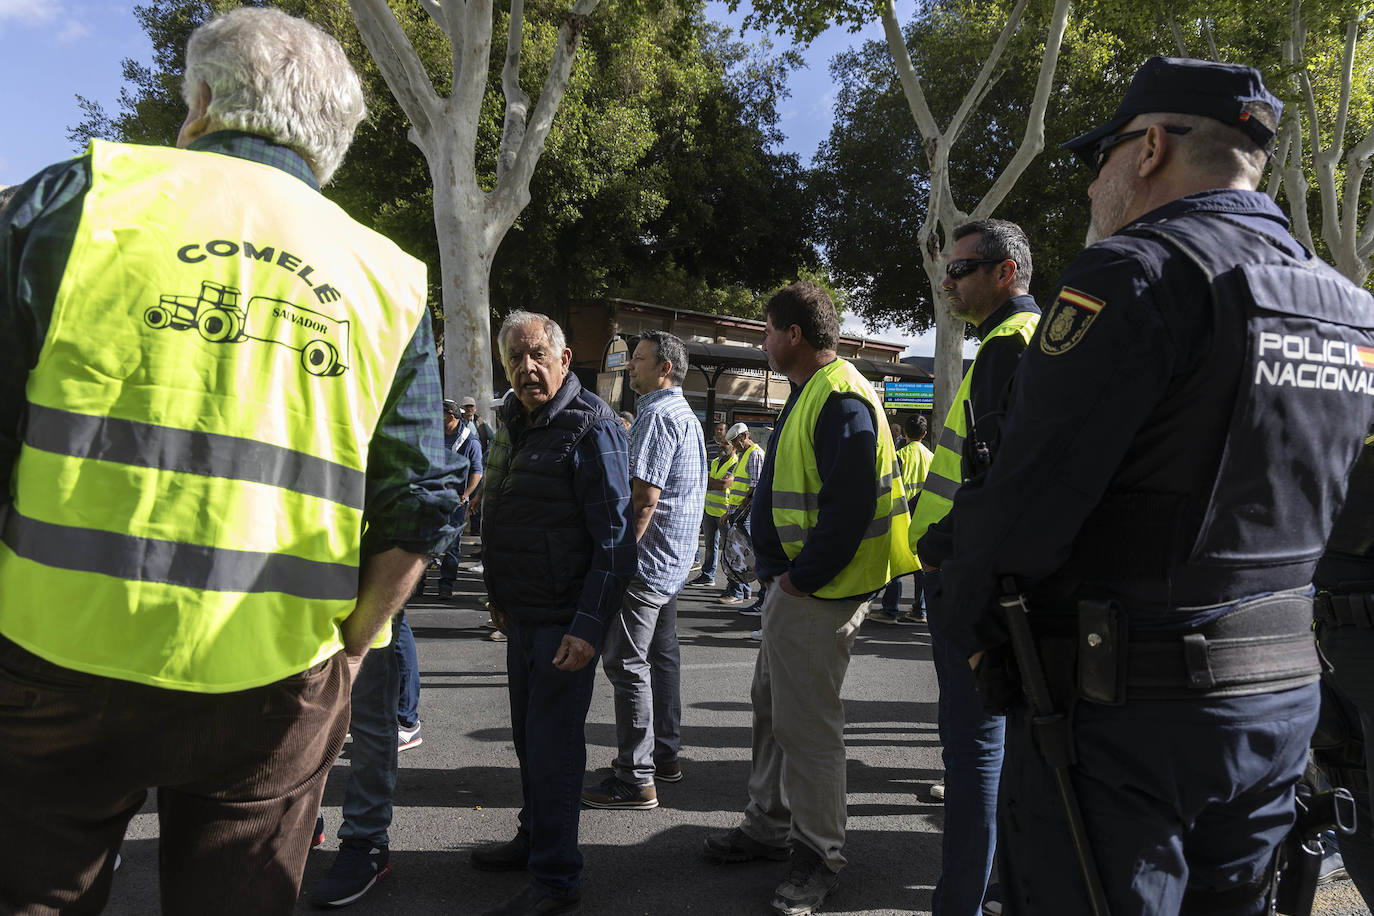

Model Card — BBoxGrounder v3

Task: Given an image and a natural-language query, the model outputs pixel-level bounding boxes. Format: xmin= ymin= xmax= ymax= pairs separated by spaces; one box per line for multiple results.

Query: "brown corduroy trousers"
xmin=0 ymin=635 xmax=350 ymax=915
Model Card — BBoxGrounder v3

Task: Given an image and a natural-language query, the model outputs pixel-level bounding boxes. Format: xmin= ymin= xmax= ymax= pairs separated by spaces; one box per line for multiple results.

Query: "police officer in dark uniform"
xmin=1315 ymin=443 xmax=1374 ymax=905
xmin=934 ymin=57 xmax=1374 ymax=915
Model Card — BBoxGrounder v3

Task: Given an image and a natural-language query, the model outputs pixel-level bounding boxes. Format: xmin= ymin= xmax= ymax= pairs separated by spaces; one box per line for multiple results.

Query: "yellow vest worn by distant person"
xmin=909 ymin=310 xmax=1039 ymax=549
xmin=0 ymin=139 xmax=426 ymax=691
xmin=728 ymin=443 xmax=761 ymax=507
xmin=704 ymin=451 xmax=736 ymax=518
xmin=770 ymin=358 xmax=919 ymax=598
xmin=897 ymin=440 xmax=934 ymax=497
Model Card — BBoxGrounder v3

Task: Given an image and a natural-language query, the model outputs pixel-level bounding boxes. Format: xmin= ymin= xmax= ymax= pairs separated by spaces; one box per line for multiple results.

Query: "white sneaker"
xmin=468 ymin=562 xmax=484 ymax=574
xmin=750 ymin=629 xmax=762 ymax=640
xmin=930 ymin=783 xmax=945 ymax=801
xmin=398 ymin=722 xmax=423 ymax=751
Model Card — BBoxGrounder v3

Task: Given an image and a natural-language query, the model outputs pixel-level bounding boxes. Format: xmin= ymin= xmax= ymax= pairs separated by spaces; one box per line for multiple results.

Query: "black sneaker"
xmin=581 ymin=775 xmax=657 ymax=809
xmin=309 ymin=840 xmax=389 ymax=908
xmin=702 ymin=827 xmax=790 ymax=863
xmin=689 ymin=574 xmax=714 ymax=587
xmin=771 ymin=845 xmax=839 ymax=915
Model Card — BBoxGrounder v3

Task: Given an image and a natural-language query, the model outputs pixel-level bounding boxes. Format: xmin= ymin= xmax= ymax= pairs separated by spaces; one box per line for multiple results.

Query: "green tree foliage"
xmin=69 ymin=0 xmax=820 ymax=330
xmin=811 ymin=0 xmax=1106 ymax=331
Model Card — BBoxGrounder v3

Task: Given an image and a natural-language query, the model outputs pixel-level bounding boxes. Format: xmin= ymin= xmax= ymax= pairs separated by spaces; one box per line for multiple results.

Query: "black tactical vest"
xmin=1063 ymin=212 xmax=1374 ymax=608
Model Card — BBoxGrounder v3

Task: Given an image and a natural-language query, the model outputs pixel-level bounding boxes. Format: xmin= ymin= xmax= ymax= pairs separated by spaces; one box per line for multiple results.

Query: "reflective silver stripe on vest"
xmin=775 ymin=502 xmax=901 ymax=545
xmin=3 ymin=510 xmax=358 ymax=600
xmin=772 ymin=490 xmax=820 ymax=512
xmin=26 ymin=405 xmax=366 ymax=509
xmin=923 ymin=472 xmax=961 ymax=502
xmin=939 ymin=426 xmax=964 ymax=453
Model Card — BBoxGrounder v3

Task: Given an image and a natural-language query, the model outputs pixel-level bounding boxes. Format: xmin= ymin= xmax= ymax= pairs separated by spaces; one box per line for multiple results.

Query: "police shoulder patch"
xmin=1040 ymin=286 xmax=1106 ymax=355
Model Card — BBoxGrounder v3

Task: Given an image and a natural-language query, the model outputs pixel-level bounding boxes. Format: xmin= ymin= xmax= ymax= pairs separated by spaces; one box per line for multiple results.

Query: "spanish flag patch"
xmin=1041 ymin=286 xmax=1106 ymax=355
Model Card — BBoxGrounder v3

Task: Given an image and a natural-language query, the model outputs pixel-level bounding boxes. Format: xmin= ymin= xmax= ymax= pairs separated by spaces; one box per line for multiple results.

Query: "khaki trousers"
xmin=740 ymin=586 xmax=865 ymax=871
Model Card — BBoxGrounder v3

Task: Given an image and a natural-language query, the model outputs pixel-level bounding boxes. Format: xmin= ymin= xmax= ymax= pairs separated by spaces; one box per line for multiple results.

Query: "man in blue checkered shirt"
xmin=583 ymin=330 xmax=707 ymax=810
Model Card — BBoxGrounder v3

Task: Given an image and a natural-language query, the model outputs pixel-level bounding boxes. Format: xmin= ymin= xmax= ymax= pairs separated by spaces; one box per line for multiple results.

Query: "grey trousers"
xmin=601 ymin=576 xmax=681 ymax=786
xmin=740 ymin=586 xmax=865 ymax=872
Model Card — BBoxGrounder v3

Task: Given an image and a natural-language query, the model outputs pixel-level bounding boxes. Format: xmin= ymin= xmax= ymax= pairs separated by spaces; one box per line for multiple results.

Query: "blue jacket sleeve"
xmin=568 ymin=419 xmax=638 ymax=647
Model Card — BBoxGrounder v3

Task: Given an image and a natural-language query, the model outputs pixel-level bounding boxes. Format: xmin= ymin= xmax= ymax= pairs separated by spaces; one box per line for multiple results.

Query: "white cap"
xmin=726 ymin=422 xmax=750 ymax=441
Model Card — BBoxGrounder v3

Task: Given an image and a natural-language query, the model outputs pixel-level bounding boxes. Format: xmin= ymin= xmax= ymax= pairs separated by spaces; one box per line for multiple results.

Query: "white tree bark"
xmin=880 ymin=0 xmax=1071 ymax=427
xmin=348 ymin=0 xmax=599 ymax=407
xmin=1270 ymin=1 xmax=1373 ymax=286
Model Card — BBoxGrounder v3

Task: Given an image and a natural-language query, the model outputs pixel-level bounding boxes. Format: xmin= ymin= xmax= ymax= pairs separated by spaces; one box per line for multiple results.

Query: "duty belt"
xmin=1072 ymin=590 xmax=1320 ymax=703
xmin=1313 ymin=592 xmax=1374 ymax=629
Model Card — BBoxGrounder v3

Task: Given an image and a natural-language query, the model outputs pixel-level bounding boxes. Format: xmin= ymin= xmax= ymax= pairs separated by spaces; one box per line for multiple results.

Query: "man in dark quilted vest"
xmin=468 ymin=310 xmax=637 ymax=916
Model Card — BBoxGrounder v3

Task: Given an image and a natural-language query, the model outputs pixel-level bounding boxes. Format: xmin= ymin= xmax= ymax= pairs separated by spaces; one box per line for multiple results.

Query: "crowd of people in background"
xmin=6 ymin=6 xmax=1374 ymax=916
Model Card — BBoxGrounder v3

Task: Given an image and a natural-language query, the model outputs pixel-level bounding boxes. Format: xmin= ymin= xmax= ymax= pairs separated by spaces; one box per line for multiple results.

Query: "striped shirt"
xmin=629 ymin=386 xmax=708 ymax=594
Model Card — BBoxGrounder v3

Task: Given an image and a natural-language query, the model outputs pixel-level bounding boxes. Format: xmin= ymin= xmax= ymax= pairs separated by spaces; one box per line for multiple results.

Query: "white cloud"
xmin=56 ymin=17 xmax=90 ymax=42
xmin=0 ymin=0 xmax=60 ymax=25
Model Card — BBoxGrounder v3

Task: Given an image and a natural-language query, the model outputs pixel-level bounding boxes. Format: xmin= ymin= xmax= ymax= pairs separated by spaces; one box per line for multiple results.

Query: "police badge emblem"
xmin=1040 ymin=287 xmax=1105 ymax=355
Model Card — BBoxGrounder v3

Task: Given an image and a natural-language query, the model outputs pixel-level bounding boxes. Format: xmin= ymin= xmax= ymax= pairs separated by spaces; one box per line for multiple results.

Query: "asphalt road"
xmin=100 ymin=562 xmax=1367 ymax=915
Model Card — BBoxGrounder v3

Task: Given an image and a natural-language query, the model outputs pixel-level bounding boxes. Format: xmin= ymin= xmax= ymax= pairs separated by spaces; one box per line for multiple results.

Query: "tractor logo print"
xmin=144 ymin=280 xmax=350 ymax=377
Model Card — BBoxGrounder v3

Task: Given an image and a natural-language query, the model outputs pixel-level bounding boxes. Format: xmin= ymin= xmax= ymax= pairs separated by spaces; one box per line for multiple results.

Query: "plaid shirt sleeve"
xmin=567 ymin=418 xmax=637 ymax=647
xmin=627 ymin=409 xmax=676 ymax=490
xmin=359 ymin=314 xmax=464 ymax=559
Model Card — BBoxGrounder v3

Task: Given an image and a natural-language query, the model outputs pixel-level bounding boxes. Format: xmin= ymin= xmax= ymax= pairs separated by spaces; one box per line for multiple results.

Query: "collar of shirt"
xmin=634 ymin=386 xmax=683 ymax=412
xmin=187 ymin=130 xmax=320 ymax=191
xmin=974 ymin=293 xmax=1040 ymax=341
xmin=1131 ymin=188 xmax=1290 ymax=231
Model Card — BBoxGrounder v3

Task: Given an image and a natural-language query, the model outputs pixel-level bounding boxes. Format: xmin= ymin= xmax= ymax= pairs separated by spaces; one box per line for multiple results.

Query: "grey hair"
xmin=1139 ymin=106 xmax=1276 ymax=190
xmin=499 ymin=310 xmax=567 ymax=357
xmin=183 ymin=7 xmax=365 ymax=186
xmin=637 ymin=330 xmax=689 ymax=386
xmin=953 ymin=219 xmax=1033 ymax=289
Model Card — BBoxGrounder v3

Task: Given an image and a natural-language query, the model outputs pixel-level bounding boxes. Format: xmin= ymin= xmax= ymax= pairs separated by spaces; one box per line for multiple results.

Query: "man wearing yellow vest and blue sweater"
xmin=0 ymin=9 xmax=461 ymax=914
xmin=910 ymin=219 xmax=1039 ymax=916
xmin=703 ymin=282 xmax=918 ymax=916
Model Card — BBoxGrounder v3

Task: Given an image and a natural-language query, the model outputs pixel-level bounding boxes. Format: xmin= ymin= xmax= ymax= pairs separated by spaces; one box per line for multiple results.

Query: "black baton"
xmin=999 ymin=583 xmax=1112 ymax=916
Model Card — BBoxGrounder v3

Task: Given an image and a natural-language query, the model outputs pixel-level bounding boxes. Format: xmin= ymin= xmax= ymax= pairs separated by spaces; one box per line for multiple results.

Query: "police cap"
xmin=1063 ymin=57 xmax=1282 ymax=168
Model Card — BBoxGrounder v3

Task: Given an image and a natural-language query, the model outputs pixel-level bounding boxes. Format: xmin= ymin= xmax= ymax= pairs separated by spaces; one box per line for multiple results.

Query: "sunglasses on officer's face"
xmin=945 ymin=258 xmax=1005 ymax=280
xmin=1090 ymin=125 xmax=1191 ymax=174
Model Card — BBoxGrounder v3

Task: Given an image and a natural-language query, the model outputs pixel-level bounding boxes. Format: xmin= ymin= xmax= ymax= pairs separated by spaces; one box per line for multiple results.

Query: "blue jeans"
xmin=506 ymin=617 xmax=599 ymax=895
xmin=340 ymin=621 xmax=400 ymax=847
xmin=928 ymin=571 xmax=1004 ymax=916
xmin=1318 ymin=624 xmax=1374 ymax=907
xmin=699 ymin=512 xmax=725 ymax=580
xmin=602 ymin=577 xmax=681 ymax=785
xmin=437 ymin=504 xmax=468 ymax=593
xmin=999 ymin=683 xmax=1319 ymax=915
xmin=879 ymin=573 xmax=926 ymax=616
xmin=394 ymin=611 xmax=420 ymax=728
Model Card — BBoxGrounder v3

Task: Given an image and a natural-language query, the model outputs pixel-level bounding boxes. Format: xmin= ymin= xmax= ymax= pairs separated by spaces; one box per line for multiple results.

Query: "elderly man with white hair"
xmin=0 ymin=7 xmax=461 ymax=913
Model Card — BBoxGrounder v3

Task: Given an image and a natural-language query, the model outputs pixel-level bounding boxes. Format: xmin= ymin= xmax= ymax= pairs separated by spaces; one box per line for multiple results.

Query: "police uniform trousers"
xmin=1318 ymin=623 xmax=1374 ymax=904
xmin=0 ymin=634 xmax=350 ymax=915
xmin=739 ymin=585 xmax=866 ymax=872
xmin=999 ymin=682 xmax=1319 ymax=916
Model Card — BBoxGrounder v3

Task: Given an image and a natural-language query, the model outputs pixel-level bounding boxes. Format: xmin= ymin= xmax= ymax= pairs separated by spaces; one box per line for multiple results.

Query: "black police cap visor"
xmin=1062 ymin=56 xmax=1283 ymax=168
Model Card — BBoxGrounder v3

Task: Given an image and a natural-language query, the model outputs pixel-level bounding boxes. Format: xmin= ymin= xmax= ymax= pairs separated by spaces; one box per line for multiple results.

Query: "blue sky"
xmin=0 ymin=0 xmax=944 ymax=351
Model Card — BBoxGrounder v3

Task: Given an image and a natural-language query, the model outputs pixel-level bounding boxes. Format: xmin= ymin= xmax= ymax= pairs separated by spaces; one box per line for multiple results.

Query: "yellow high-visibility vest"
xmin=897 ymin=440 xmax=934 ymax=497
xmin=0 ymin=139 xmax=426 ymax=692
xmin=770 ymin=358 xmax=919 ymax=598
xmin=727 ymin=443 xmax=762 ymax=507
xmin=909 ymin=310 xmax=1039 ymax=554
xmin=704 ymin=452 xmax=736 ymax=518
